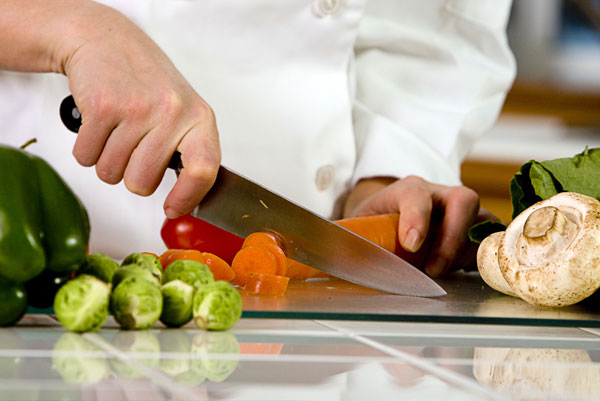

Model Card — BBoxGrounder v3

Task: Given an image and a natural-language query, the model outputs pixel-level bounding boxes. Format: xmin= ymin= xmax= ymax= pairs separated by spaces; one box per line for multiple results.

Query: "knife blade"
xmin=190 ymin=166 xmax=446 ymax=297
xmin=60 ymin=95 xmax=446 ymax=297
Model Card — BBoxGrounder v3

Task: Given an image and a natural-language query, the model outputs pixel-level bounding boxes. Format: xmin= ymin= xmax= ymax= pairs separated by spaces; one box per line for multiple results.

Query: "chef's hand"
xmin=58 ymin=2 xmax=220 ymax=218
xmin=343 ymin=176 xmax=498 ymax=278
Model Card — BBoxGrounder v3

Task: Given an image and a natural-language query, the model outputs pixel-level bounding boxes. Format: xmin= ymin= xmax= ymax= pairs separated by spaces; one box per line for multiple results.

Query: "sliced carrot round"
xmin=231 ymin=245 xmax=278 ymax=286
xmin=242 ymin=232 xmax=283 ymax=249
xmin=201 ymin=252 xmax=235 ymax=282
xmin=159 ymin=249 xmax=206 ymax=271
xmin=244 ymin=272 xmax=290 ymax=296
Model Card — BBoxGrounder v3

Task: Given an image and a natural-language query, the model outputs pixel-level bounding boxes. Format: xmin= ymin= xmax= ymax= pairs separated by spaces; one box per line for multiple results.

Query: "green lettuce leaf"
xmin=468 ymin=147 xmax=600 ymax=244
xmin=540 ymin=147 xmax=600 ymax=198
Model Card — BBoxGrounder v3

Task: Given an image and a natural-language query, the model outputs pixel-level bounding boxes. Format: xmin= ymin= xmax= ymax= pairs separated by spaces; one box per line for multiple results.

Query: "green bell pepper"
xmin=0 ymin=144 xmax=90 ymax=282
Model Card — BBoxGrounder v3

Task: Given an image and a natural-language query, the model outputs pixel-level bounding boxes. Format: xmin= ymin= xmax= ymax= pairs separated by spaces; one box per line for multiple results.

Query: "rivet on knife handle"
xmin=59 ymin=95 xmax=183 ymax=171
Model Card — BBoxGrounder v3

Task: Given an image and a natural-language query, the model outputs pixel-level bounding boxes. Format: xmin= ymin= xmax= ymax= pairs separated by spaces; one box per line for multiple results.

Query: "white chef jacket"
xmin=0 ymin=0 xmax=515 ymax=260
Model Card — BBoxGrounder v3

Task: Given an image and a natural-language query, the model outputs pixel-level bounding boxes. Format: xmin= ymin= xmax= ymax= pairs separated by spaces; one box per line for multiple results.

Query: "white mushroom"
xmin=476 ymin=232 xmax=518 ymax=297
xmin=497 ymin=192 xmax=600 ymax=307
xmin=473 ymin=347 xmax=600 ymax=400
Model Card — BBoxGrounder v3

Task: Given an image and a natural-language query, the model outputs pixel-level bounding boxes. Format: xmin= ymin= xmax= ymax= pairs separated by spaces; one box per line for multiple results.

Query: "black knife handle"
xmin=59 ymin=95 xmax=182 ymax=171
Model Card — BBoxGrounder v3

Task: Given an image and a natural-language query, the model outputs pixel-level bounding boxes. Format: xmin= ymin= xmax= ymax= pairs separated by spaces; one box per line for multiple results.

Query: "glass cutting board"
xmin=29 ymin=272 xmax=600 ymax=328
xmin=239 ymin=272 xmax=600 ymax=328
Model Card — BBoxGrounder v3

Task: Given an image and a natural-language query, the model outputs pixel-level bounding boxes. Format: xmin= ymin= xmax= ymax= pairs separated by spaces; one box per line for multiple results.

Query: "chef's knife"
xmin=60 ymin=95 xmax=446 ymax=297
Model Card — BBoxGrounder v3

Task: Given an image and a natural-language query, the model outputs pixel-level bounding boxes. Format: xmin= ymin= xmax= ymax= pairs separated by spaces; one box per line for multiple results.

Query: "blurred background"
xmin=462 ymin=0 xmax=600 ymax=221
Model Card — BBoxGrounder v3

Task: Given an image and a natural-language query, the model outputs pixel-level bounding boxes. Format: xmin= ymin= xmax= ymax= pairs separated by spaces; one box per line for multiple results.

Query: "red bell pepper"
xmin=160 ymin=214 xmax=244 ymax=265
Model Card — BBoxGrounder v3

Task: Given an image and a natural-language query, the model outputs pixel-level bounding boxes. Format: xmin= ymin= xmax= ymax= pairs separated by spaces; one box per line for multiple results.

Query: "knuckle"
xmin=402 ymin=175 xmax=426 ymax=186
xmin=452 ymin=186 xmax=480 ymax=206
xmin=156 ymin=88 xmax=185 ymax=119
xmin=186 ymin=162 xmax=219 ymax=183
xmin=87 ymin=93 xmax=115 ymax=121
xmin=189 ymin=99 xmax=215 ymax=124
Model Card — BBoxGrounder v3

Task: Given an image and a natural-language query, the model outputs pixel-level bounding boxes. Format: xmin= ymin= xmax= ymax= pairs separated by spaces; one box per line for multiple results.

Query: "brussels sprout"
xmin=112 ymin=265 xmax=161 ymax=288
xmin=191 ymin=331 xmax=240 ymax=382
xmin=110 ymin=330 xmax=160 ymax=379
xmin=160 ymin=280 xmax=195 ymax=328
xmin=111 ymin=276 xmax=163 ymax=330
xmin=79 ymin=253 xmax=119 ymax=283
xmin=54 ymin=274 xmax=110 ymax=332
xmin=163 ymin=260 xmax=214 ymax=289
xmin=52 ymin=332 xmax=110 ymax=384
xmin=192 ymin=281 xmax=242 ymax=331
xmin=121 ymin=252 xmax=162 ymax=282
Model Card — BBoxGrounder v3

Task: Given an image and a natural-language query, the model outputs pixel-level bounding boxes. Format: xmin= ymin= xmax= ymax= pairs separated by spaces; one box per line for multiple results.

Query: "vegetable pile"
xmin=472 ymin=147 xmax=600 ymax=307
xmin=162 ymin=212 xmax=419 ymax=297
xmin=53 ymin=252 xmax=242 ymax=332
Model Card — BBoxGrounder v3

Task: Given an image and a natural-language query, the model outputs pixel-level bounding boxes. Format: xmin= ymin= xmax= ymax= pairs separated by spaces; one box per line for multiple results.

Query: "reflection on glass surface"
xmin=110 ymin=330 xmax=160 ymax=379
xmin=191 ymin=331 xmax=240 ymax=383
xmin=52 ymin=333 xmax=110 ymax=384
xmin=473 ymin=347 xmax=600 ymax=400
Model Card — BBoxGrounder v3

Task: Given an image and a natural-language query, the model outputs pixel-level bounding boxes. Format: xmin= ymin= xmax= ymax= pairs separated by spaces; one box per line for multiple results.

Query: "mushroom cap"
xmin=498 ymin=192 xmax=600 ymax=307
xmin=477 ymin=232 xmax=518 ymax=297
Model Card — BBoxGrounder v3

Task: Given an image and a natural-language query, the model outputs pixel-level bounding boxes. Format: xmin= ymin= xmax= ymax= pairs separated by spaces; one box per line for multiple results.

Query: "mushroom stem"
xmin=523 ymin=206 xmax=570 ymax=245
xmin=516 ymin=206 xmax=578 ymax=268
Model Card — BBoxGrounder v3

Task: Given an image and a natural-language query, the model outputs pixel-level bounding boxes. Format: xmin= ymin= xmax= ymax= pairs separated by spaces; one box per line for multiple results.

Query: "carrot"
xmin=336 ymin=213 xmax=433 ymax=268
xmin=244 ymin=272 xmax=290 ymax=296
xmin=242 ymin=232 xmax=283 ymax=249
xmin=285 ymin=257 xmax=331 ymax=280
xmin=335 ymin=213 xmax=400 ymax=254
xmin=231 ymin=244 xmax=287 ymax=286
xmin=201 ymin=252 xmax=235 ymax=282
xmin=158 ymin=249 xmax=206 ymax=271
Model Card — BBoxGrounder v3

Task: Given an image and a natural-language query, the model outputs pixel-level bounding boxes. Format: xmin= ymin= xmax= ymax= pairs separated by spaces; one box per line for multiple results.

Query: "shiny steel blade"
xmin=192 ymin=166 xmax=446 ymax=297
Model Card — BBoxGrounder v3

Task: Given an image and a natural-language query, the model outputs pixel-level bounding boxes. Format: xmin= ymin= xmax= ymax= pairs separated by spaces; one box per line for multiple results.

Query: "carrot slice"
xmin=244 ymin=272 xmax=290 ymax=296
xmin=242 ymin=232 xmax=283 ymax=249
xmin=260 ymin=243 xmax=287 ymax=277
xmin=201 ymin=252 xmax=235 ymax=282
xmin=231 ymin=245 xmax=279 ymax=286
xmin=158 ymin=249 xmax=206 ymax=271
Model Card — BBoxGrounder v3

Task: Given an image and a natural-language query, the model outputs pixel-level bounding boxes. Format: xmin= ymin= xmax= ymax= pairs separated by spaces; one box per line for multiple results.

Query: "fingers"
xmin=162 ymin=113 xmax=221 ymax=218
xmin=393 ymin=180 xmax=433 ymax=253
xmin=72 ymin=93 xmax=120 ymax=167
xmin=70 ymin=83 xmax=220 ymax=214
xmin=424 ymin=186 xmax=480 ymax=277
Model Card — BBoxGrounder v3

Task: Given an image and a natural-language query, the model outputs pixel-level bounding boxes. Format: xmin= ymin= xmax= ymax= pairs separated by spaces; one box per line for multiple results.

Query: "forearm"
xmin=0 ymin=0 xmax=133 ymax=74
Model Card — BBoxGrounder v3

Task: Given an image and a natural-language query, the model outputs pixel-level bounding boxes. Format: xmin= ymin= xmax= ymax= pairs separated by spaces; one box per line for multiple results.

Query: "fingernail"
xmin=404 ymin=228 xmax=422 ymax=253
xmin=165 ymin=208 xmax=179 ymax=219
xmin=425 ymin=259 xmax=447 ymax=278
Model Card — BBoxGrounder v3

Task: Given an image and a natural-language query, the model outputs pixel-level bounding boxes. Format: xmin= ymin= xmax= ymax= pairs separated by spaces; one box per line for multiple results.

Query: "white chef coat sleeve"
xmin=351 ymin=0 xmax=516 ymax=187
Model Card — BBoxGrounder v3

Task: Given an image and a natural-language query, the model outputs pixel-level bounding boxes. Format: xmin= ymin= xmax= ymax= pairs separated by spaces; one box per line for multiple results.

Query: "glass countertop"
xmin=238 ymin=272 xmax=600 ymax=328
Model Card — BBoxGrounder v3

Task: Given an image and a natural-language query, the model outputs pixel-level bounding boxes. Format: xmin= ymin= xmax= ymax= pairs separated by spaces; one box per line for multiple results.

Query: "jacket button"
xmin=312 ymin=0 xmax=344 ymax=17
xmin=315 ymin=165 xmax=335 ymax=191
